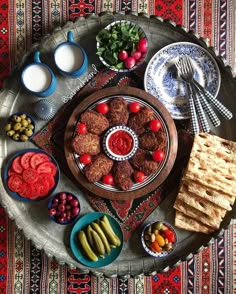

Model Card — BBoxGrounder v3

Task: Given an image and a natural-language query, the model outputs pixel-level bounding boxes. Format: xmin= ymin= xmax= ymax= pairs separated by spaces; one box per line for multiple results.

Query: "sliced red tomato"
xmin=12 ymin=156 xmax=24 ymax=174
xmin=18 ymin=183 xmax=35 ymax=199
xmin=22 ymin=168 xmax=39 ymax=183
xmin=8 ymin=167 xmax=17 ymax=177
xmin=30 ymin=153 xmax=50 ymax=169
xmin=7 ymin=174 xmax=25 ymax=192
xmin=34 ymin=180 xmax=49 ymax=197
xmin=38 ymin=173 xmax=55 ymax=190
xmin=20 ymin=152 xmax=35 ymax=169
xmin=36 ymin=162 xmax=57 ymax=176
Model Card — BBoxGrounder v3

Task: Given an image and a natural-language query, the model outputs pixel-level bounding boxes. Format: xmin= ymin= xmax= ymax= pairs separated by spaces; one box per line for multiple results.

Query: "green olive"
xmin=13 ymin=133 xmax=20 ymax=141
xmin=24 ymin=128 xmax=33 ymax=137
xmin=26 ymin=117 xmax=32 ymax=124
xmin=21 ymin=119 xmax=29 ymax=127
xmin=13 ymin=122 xmax=22 ymax=131
xmin=28 ymin=124 xmax=34 ymax=130
xmin=20 ymin=114 xmax=26 ymax=120
xmin=4 ymin=123 xmax=12 ymax=132
xmin=7 ymin=130 xmax=15 ymax=137
xmin=19 ymin=127 xmax=26 ymax=133
xmin=12 ymin=115 xmax=21 ymax=123
xmin=20 ymin=134 xmax=29 ymax=142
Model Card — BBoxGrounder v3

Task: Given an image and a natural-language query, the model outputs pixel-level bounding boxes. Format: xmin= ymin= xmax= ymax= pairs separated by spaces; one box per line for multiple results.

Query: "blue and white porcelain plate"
xmin=144 ymin=42 xmax=221 ymax=119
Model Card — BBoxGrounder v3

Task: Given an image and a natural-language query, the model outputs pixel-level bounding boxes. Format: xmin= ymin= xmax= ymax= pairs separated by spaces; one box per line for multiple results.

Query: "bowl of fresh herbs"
xmin=96 ymin=20 xmax=148 ymax=72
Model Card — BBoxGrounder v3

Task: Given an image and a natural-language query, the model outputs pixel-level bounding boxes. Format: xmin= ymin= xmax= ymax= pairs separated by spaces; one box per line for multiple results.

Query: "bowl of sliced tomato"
xmin=2 ymin=148 xmax=60 ymax=202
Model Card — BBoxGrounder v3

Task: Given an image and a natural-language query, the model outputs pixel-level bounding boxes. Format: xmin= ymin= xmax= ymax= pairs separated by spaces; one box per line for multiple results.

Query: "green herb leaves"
xmin=96 ymin=22 xmax=141 ymax=69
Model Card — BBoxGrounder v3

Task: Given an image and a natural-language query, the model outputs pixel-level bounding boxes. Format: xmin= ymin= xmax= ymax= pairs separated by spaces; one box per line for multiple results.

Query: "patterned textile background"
xmin=0 ymin=1 xmax=236 ymax=293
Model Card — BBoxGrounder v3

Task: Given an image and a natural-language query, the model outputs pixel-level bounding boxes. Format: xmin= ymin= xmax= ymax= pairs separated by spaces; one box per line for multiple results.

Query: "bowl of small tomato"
xmin=48 ymin=192 xmax=80 ymax=225
xmin=3 ymin=148 xmax=60 ymax=202
xmin=96 ymin=20 xmax=148 ymax=72
xmin=141 ymin=221 xmax=177 ymax=258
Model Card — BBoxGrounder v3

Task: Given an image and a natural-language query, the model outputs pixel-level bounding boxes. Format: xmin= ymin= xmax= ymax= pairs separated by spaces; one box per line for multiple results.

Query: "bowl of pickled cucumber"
xmin=141 ymin=221 xmax=177 ymax=258
xmin=4 ymin=112 xmax=36 ymax=142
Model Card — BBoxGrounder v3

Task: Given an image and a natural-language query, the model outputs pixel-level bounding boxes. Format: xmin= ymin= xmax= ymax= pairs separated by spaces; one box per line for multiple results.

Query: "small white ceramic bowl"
xmin=103 ymin=125 xmax=139 ymax=161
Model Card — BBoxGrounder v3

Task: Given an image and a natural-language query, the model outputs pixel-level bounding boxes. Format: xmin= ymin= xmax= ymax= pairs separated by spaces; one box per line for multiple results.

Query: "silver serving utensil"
xmin=176 ymin=58 xmax=209 ymax=134
xmin=185 ymin=57 xmax=233 ymax=120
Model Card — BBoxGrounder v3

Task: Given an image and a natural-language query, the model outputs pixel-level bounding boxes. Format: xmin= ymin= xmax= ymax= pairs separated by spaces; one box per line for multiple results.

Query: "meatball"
xmin=72 ymin=133 xmax=101 ymax=155
xmin=84 ymin=153 xmax=113 ymax=182
xmin=113 ymin=160 xmax=134 ymax=191
xmin=107 ymin=97 xmax=129 ymax=126
xmin=128 ymin=107 xmax=154 ymax=135
xmin=139 ymin=130 xmax=167 ymax=151
xmin=80 ymin=110 xmax=109 ymax=135
xmin=130 ymin=148 xmax=158 ymax=176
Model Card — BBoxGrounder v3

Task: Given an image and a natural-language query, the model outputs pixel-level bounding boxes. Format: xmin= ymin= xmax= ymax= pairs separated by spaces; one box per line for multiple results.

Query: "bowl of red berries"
xmin=141 ymin=221 xmax=177 ymax=258
xmin=48 ymin=192 xmax=80 ymax=225
xmin=96 ymin=20 xmax=148 ymax=72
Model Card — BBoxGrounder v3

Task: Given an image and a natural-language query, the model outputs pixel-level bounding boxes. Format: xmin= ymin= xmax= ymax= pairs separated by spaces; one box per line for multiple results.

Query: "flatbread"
xmin=175 ymin=211 xmax=215 ymax=235
xmin=182 ymin=179 xmax=234 ymax=211
xmin=174 ymin=199 xmax=221 ymax=229
xmin=184 ymin=133 xmax=236 ymax=196
xmin=177 ymin=187 xmax=226 ymax=219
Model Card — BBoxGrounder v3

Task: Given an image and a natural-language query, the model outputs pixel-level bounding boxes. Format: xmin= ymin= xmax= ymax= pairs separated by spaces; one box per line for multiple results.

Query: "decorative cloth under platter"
xmin=144 ymin=42 xmax=221 ymax=119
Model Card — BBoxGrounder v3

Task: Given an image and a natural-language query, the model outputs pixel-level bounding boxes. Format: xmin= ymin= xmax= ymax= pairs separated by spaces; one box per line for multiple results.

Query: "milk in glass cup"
xmin=21 ymin=51 xmax=57 ymax=97
xmin=54 ymin=31 xmax=88 ymax=77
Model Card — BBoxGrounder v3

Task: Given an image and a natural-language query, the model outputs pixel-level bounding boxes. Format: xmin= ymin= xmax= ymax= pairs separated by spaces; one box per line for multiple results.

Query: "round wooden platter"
xmin=64 ymin=86 xmax=178 ymax=200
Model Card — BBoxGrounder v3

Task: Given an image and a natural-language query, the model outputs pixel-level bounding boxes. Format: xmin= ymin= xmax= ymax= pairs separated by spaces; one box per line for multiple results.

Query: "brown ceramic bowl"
xmin=64 ymin=86 xmax=178 ymax=201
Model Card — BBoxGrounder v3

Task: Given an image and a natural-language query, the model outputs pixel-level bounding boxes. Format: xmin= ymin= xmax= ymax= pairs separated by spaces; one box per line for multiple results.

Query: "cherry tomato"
xmin=151 ymin=241 xmax=162 ymax=253
xmin=152 ymin=150 xmax=165 ymax=161
xmin=131 ymin=50 xmax=142 ymax=60
xmin=79 ymin=154 xmax=92 ymax=164
xmin=76 ymin=123 xmax=87 ymax=134
xmin=134 ymin=171 xmax=145 ymax=183
xmin=118 ymin=50 xmax=128 ymax=61
xmin=137 ymin=38 xmax=148 ymax=53
xmin=129 ymin=102 xmax=140 ymax=113
xmin=149 ymin=119 xmax=161 ymax=132
xmin=163 ymin=229 xmax=176 ymax=243
xmin=102 ymin=174 xmax=114 ymax=185
xmin=124 ymin=56 xmax=136 ymax=69
xmin=96 ymin=103 xmax=109 ymax=114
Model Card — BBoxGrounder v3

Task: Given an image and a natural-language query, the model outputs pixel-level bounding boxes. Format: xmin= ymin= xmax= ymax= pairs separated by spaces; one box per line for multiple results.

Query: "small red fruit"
xmin=76 ymin=123 xmax=87 ymax=134
xmin=118 ymin=50 xmax=128 ymax=61
xmin=129 ymin=102 xmax=141 ymax=113
xmin=102 ymin=174 xmax=114 ymax=185
xmin=96 ymin=102 xmax=109 ymax=114
xmin=152 ymin=150 xmax=165 ymax=161
xmin=137 ymin=38 xmax=148 ymax=53
xmin=79 ymin=154 xmax=92 ymax=164
xmin=124 ymin=56 xmax=136 ymax=69
xmin=131 ymin=50 xmax=142 ymax=60
xmin=149 ymin=119 xmax=161 ymax=132
xmin=134 ymin=171 xmax=145 ymax=183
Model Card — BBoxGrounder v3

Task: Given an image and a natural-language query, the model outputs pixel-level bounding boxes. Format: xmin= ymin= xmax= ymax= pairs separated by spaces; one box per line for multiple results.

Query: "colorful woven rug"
xmin=32 ymin=66 xmax=193 ymax=241
xmin=0 ymin=0 xmax=236 ymax=293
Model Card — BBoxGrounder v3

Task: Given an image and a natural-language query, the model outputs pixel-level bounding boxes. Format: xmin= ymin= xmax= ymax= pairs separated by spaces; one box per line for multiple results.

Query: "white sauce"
xmin=22 ymin=64 xmax=52 ymax=92
xmin=55 ymin=44 xmax=83 ymax=72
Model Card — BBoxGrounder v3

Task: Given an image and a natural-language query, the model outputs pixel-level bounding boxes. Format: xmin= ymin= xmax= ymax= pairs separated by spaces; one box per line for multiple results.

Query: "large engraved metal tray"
xmin=0 ymin=13 xmax=236 ymax=277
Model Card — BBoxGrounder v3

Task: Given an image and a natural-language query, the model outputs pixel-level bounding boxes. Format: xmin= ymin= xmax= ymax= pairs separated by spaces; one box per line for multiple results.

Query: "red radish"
xmin=124 ymin=57 xmax=136 ymax=69
xmin=118 ymin=50 xmax=128 ymax=61
xmin=131 ymin=50 xmax=142 ymax=60
xmin=137 ymin=38 xmax=148 ymax=53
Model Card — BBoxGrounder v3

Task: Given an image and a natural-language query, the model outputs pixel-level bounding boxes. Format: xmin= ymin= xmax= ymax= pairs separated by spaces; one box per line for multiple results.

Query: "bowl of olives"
xmin=4 ymin=112 xmax=36 ymax=142
xmin=141 ymin=221 xmax=177 ymax=258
